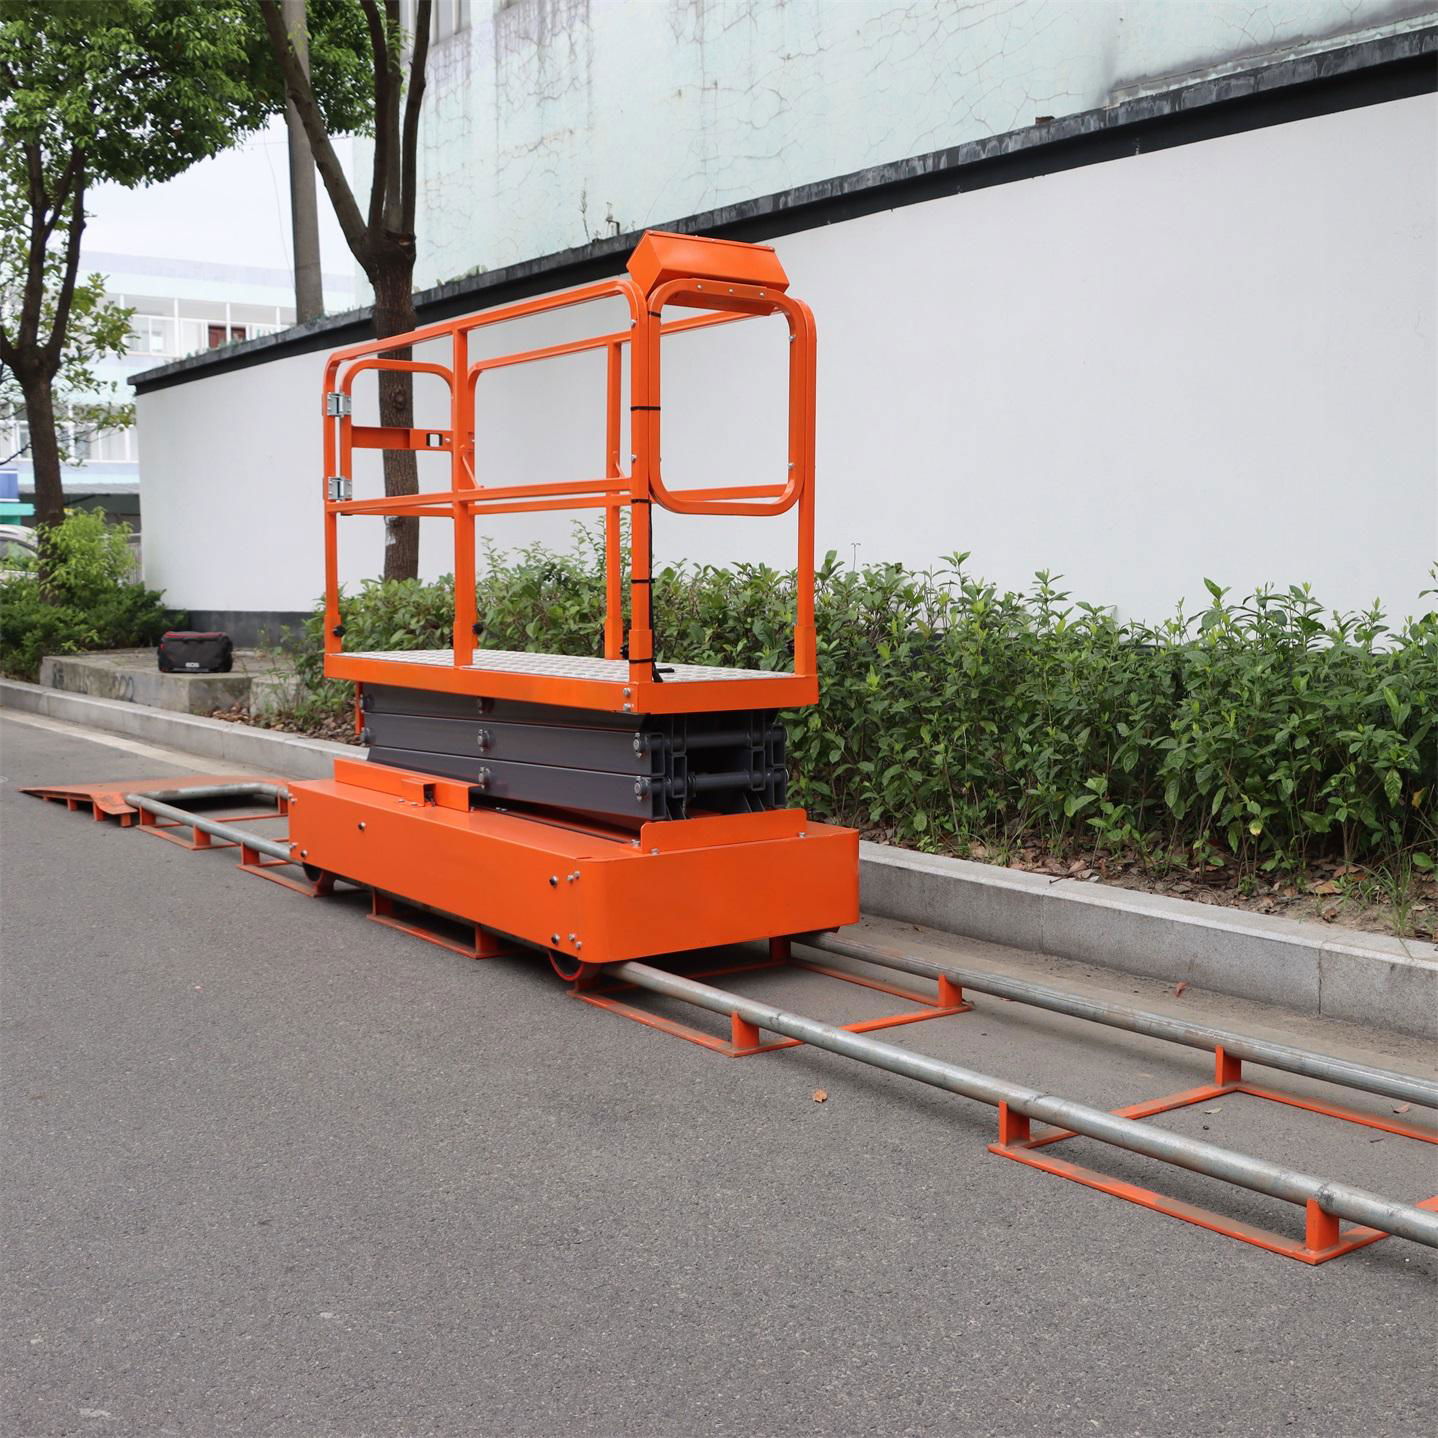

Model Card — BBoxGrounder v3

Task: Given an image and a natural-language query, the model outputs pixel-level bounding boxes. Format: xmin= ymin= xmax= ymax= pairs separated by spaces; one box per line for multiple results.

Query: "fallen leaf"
xmin=1321 ymin=905 xmax=1339 ymax=923
xmin=1309 ymin=880 xmax=1340 ymax=896
xmin=1203 ymin=1106 xmax=1223 ymax=1115
xmin=1393 ymin=1103 xmax=1411 ymax=1114
xmin=1173 ymin=981 xmax=1188 ymax=998
xmin=812 ymin=1089 xmax=828 ymax=1104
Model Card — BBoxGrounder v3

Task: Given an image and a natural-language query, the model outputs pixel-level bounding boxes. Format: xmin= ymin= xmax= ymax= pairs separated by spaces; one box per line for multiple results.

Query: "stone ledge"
xmin=38 ymin=649 xmax=300 ymax=717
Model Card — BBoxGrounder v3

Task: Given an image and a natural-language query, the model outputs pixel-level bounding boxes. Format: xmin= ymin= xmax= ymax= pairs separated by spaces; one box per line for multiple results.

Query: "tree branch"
xmin=257 ymin=0 xmax=371 ymax=260
xmin=18 ymin=141 xmax=51 ymax=350
xmin=400 ymin=0 xmax=431 ymax=235
xmin=43 ymin=148 xmax=85 ymax=237
xmin=43 ymin=163 xmax=87 ymax=372
xmin=360 ymin=0 xmax=393 ymax=236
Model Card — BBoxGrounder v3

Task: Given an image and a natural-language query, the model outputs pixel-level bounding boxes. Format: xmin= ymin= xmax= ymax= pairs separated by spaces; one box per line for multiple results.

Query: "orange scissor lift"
xmin=28 ymin=230 xmax=1438 ymax=1263
xmin=288 ymin=231 xmax=863 ymax=1001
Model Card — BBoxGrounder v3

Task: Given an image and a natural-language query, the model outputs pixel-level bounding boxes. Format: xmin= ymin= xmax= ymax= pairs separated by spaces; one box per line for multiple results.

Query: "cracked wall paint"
xmin=401 ymin=0 xmax=1435 ymax=289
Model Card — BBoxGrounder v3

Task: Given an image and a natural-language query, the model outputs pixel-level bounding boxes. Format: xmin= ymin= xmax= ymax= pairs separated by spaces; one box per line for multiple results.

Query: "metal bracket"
xmin=326 ymin=476 xmax=353 ymax=502
xmin=325 ymin=392 xmax=352 ymax=416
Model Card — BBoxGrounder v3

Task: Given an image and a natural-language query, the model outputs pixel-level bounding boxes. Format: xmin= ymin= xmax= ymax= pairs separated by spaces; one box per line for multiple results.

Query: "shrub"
xmin=0 ymin=512 xmax=174 ymax=681
xmin=286 ymin=530 xmax=1437 ymax=875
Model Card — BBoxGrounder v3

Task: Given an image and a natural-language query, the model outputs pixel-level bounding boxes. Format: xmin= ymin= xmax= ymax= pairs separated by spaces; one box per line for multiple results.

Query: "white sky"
xmin=83 ymin=118 xmax=357 ymax=290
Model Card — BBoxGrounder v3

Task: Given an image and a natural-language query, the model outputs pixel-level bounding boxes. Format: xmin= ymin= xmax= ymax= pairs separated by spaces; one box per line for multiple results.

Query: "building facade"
xmin=2 ymin=253 xmax=358 ymax=526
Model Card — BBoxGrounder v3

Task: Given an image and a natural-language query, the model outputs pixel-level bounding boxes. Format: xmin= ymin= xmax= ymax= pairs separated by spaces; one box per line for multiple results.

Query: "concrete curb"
xmin=861 ymin=843 xmax=1438 ymax=1041
xmin=5 ymin=677 xmax=1434 ymax=1039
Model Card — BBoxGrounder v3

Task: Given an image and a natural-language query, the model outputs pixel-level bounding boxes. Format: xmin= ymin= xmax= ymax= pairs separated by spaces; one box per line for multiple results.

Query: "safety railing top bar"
xmin=318 ymin=233 xmax=818 ymax=713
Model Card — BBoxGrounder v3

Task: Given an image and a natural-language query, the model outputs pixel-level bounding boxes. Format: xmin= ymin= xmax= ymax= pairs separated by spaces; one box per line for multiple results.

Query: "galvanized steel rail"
xmin=805 ymin=931 xmax=1438 ymax=1112
xmin=124 ymin=785 xmax=292 ymax=863
xmin=108 ymin=783 xmax=1437 ymax=1250
xmin=614 ymin=960 xmax=1438 ymax=1250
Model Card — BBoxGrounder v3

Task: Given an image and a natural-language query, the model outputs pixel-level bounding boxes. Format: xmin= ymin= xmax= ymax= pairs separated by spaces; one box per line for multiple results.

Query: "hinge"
xmin=326 ymin=476 xmax=352 ymax=502
xmin=325 ymin=392 xmax=352 ymax=416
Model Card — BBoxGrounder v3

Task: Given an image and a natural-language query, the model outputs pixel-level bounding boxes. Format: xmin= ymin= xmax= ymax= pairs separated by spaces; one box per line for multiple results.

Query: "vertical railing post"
xmin=322 ymin=364 xmax=342 ymax=656
xmin=626 ymin=304 xmax=656 ymax=691
xmin=450 ymin=327 xmax=476 ymax=666
xmin=603 ymin=341 xmax=624 ymax=660
xmin=790 ymin=301 xmax=818 ymax=679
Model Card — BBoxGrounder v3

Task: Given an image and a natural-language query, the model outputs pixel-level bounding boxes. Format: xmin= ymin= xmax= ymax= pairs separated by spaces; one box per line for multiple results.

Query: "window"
xmin=402 ymin=0 xmax=469 ymax=44
xmin=129 ymin=314 xmax=173 ymax=355
xmin=207 ymin=324 xmax=247 ymax=348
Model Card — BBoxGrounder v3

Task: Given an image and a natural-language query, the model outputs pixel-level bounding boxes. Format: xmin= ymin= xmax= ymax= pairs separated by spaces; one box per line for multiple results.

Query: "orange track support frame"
xmin=989 ymin=1046 xmax=1438 ymax=1264
xmin=138 ymin=794 xmax=289 ymax=850
xmin=572 ymin=939 xmax=972 ymax=1057
xmin=22 ymin=774 xmax=286 ymax=826
xmin=368 ymin=890 xmax=516 ymax=960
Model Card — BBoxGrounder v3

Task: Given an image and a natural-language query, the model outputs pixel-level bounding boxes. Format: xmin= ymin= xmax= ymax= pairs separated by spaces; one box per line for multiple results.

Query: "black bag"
xmin=157 ymin=631 xmax=234 ymax=673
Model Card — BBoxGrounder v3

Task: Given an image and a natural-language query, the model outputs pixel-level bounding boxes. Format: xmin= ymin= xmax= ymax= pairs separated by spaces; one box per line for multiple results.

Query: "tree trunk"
xmin=371 ymin=253 xmax=420 ymax=582
xmin=281 ymin=0 xmax=323 ymax=323
xmin=18 ymin=366 xmax=65 ymax=529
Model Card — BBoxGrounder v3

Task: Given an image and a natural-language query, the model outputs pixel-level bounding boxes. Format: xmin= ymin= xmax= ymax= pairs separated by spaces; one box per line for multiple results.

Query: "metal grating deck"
xmin=341 ymin=648 xmax=791 ymax=684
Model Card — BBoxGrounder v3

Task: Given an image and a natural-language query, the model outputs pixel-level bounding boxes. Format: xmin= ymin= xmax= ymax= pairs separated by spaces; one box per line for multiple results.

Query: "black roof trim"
xmin=132 ymin=26 xmax=1436 ymax=395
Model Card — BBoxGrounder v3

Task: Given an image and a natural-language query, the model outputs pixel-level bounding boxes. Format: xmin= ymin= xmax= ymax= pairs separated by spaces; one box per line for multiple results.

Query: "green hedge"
xmin=289 ymin=531 xmax=1437 ymax=874
xmin=0 ymin=512 xmax=173 ymax=681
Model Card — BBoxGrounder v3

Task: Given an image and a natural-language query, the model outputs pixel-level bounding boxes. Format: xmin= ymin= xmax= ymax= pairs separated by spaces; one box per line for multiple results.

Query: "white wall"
xmin=407 ymin=0 xmax=1435 ymax=288
xmin=138 ymin=94 xmax=1438 ymax=625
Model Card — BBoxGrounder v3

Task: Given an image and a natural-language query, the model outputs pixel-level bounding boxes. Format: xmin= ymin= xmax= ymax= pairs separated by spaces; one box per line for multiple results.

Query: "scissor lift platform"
xmin=329 ymin=647 xmax=813 ymax=713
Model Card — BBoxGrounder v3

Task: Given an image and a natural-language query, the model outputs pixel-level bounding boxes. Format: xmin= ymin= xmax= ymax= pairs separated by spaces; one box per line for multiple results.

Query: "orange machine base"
xmin=989 ymin=1047 xmax=1438 ymax=1264
xmin=286 ymin=758 xmax=859 ymax=968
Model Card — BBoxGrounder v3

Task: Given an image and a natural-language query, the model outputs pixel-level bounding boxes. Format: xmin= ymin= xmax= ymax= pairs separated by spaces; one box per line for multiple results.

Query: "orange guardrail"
xmin=318 ymin=232 xmax=817 ymax=716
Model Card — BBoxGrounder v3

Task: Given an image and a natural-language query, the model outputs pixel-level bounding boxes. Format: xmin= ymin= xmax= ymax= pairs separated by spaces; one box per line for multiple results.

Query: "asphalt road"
xmin=2 ymin=713 xmax=1435 ymax=1438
